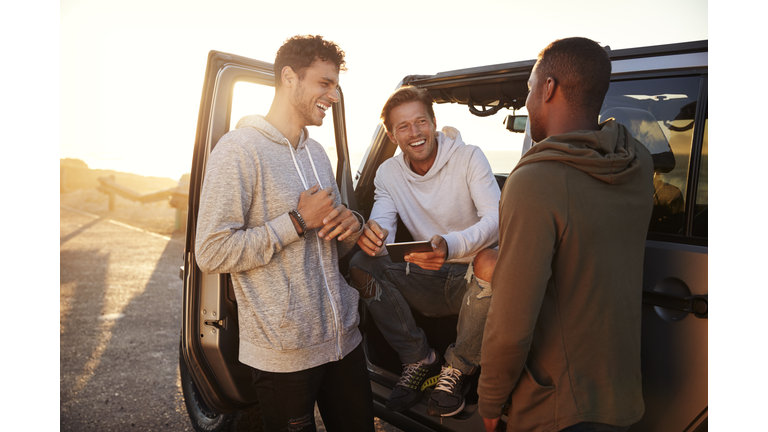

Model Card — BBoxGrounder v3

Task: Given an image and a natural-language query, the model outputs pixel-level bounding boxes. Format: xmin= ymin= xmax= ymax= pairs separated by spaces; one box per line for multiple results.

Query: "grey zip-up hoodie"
xmin=195 ymin=114 xmax=364 ymax=373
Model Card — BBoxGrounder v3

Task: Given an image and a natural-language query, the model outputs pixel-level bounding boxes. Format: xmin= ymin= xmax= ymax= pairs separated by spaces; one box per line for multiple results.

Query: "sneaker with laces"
xmin=385 ymin=351 xmax=443 ymax=412
xmin=427 ymin=365 xmax=469 ymax=417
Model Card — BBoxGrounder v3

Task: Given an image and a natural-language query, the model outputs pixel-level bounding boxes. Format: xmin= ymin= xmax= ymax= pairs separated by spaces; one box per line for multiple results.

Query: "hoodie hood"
xmin=235 ymin=114 xmax=311 ymax=149
xmin=396 ymin=127 xmax=464 ymax=182
xmin=515 ymin=119 xmax=648 ymax=185
xmin=234 ymin=114 xmax=324 ymax=191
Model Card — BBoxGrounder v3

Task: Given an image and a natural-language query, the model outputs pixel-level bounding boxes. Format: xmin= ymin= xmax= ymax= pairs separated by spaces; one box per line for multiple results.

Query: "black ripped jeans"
xmin=251 ymin=343 xmax=374 ymax=432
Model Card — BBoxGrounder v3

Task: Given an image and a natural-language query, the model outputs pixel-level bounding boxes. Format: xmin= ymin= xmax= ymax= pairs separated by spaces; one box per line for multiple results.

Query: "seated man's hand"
xmin=357 ymin=220 xmax=388 ymax=256
xmin=318 ymin=203 xmax=361 ymax=242
xmin=442 ymin=126 xmax=459 ymax=140
xmin=405 ymin=234 xmax=447 ymax=271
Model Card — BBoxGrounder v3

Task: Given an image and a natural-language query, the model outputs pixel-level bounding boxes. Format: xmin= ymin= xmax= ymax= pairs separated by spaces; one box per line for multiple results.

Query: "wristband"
xmin=289 ymin=209 xmax=307 ymax=238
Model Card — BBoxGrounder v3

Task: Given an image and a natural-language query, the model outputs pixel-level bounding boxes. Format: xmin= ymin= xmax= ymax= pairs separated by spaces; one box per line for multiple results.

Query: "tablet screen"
xmin=385 ymin=241 xmax=433 ymax=263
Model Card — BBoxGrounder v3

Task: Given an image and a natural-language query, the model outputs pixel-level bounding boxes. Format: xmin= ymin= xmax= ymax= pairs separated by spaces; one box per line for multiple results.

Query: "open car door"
xmin=179 ymin=50 xmax=356 ymax=429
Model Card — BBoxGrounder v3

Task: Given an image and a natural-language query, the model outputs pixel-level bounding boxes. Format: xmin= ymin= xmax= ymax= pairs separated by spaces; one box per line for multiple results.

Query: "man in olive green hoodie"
xmin=478 ymin=38 xmax=654 ymax=432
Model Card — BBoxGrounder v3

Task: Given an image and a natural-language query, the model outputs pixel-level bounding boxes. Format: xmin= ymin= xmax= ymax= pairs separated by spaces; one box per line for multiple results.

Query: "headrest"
xmin=600 ymin=107 xmax=671 ymax=155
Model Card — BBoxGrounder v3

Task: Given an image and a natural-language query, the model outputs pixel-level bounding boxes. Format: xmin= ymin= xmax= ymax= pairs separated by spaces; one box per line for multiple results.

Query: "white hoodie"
xmin=371 ymin=128 xmax=500 ymax=264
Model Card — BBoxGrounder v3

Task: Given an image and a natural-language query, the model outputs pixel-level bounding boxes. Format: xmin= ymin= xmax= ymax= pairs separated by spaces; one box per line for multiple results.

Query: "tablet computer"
xmin=385 ymin=241 xmax=433 ymax=263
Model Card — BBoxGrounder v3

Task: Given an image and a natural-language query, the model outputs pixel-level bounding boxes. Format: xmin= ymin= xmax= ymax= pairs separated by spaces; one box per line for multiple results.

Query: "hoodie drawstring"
xmin=288 ymin=140 xmax=323 ymax=190
xmin=286 ymin=138 xmax=343 ymax=359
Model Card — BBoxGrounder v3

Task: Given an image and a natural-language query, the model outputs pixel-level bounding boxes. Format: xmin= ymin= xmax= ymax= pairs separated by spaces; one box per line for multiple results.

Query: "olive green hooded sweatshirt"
xmin=478 ymin=120 xmax=654 ymax=431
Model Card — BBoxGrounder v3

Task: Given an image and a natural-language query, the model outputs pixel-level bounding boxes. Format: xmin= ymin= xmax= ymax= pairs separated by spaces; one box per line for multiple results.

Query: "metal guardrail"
xmin=96 ymin=175 xmax=189 ymax=230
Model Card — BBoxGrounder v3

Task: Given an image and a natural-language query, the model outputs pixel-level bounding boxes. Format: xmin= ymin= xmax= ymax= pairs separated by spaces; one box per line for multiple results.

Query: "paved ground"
xmin=60 ymin=206 xmax=402 ymax=431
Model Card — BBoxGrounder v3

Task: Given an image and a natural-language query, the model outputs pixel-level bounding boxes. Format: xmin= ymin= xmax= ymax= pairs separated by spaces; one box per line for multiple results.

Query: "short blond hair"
xmin=380 ymin=86 xmax=435 ymax=132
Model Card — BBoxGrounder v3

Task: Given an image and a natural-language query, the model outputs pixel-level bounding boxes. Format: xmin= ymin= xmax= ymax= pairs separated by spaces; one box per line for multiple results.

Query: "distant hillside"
xmin=60 ymin=158 xmax=186 ymax=194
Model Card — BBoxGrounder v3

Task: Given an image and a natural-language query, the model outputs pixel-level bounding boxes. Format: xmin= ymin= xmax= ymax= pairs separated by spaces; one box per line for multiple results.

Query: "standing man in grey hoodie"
xmin=349 ymin=86 xmax=501 ymax=418
xmin=195 ymin=35 xmax=373 ymax=432
xmin=478 ymin=37 xmax=653 ymax=432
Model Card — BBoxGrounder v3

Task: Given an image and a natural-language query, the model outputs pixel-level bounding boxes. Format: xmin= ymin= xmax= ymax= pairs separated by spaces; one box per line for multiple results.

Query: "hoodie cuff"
xmin=477 ymin=398 xmax=505 ymax=421
xmin=273 ymin=212 xmax=301 ymax=245
xmin=350 ymin=210 xmax=365 ymax=232
xmin=339 ymin=210 xmax=365 ymax=244
xmin=441 ymin=232 xmax=461 ymax=261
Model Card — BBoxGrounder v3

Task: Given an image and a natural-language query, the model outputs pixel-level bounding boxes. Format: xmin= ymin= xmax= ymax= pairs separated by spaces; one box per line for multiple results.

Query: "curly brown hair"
xmin=274 ymin=35 xmax=346 ymax=87
xmin=380 ymin=86 xmax=436 ymax=133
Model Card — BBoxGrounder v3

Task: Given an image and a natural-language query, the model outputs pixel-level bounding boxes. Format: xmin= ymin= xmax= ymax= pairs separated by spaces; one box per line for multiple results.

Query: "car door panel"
xmin=635 ymin=241 xmax=708 ymax=432
xmin=181 ymin=50 xmax=354 ymax=413
xmin=181 ymin=52 xmax=275 ymax=412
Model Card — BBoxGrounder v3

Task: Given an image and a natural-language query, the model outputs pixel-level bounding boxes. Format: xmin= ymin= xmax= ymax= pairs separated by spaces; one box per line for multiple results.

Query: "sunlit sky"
xmin=60 ymin=0 xmax=708 ymax=180
xmin=4 ymin=0 xmax=764 ymax=428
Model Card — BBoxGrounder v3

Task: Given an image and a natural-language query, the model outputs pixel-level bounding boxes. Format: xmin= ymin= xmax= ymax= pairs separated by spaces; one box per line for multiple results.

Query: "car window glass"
xmin=599 ymin=77 xmax=700 ymax=236
xmin=230 ymin=81 xmax=338 ymax=176
xmin=431 ymin=103 xmax=527 ymax=175
xmin=692 ymin=115 xmax=708 ymax=238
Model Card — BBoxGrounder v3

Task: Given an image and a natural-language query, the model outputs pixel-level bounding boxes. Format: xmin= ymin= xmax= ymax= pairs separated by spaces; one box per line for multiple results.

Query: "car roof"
xmin=407 ymin=40 xmax=707 ymax=87
xmin=403 ymin=40 xmax=708 ymax=110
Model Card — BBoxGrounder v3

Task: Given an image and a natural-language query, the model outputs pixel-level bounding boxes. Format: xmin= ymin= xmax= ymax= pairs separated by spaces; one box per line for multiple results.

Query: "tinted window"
xmin=599 ymin=77 xmax=700 ymax=236
xmin=692 ymin=114 xmax=708 ymax=238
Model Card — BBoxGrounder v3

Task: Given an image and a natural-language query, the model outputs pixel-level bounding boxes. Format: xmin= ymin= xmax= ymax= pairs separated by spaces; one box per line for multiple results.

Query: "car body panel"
xmin=637 ymin=240 xmax=708 ymax=432
xmin=182 ymin=41 xmax=708 ymax=431
xmin=354 ymin=40 xmax=708 ymax=431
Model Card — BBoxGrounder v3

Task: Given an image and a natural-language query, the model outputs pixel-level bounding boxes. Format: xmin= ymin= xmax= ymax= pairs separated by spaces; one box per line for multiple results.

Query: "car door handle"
xmin=642 ymin=290 xmax=708 ymax=319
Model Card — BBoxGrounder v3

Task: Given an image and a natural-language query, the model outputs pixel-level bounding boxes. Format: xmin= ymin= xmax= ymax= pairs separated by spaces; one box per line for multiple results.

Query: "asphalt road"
xmin=60 ymin=206 xmax=402 ymax=431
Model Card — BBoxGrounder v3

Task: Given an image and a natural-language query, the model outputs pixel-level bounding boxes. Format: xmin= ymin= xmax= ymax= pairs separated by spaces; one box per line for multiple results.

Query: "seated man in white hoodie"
xmin=349 ymin=86 xmax=500 ymax=418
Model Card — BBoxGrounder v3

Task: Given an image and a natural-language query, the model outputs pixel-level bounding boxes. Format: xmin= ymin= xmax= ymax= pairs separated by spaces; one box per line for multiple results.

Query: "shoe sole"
xmin=386 ymin=378 xmax=439 ymax=412
xmin=427 ymin=377 xmax=471 ymax=417
xmin=427 ymin=399 xmax=465 ymax=417
xmin=387 ymin=364 xmax=443 ymax=412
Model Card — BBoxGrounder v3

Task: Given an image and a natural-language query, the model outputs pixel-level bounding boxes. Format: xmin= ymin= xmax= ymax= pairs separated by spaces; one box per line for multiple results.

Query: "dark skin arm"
xmin=483 ymin=417 xmax=507 ymax=432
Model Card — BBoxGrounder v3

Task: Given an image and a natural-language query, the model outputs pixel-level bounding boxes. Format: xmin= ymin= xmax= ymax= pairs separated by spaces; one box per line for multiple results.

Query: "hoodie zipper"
xmin=286 ymin=138 xmax=343 ymax=360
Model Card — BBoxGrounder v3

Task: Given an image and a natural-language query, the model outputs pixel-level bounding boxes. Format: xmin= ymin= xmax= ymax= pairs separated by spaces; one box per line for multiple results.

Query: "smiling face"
xmin=386 ymin=100 xmax=438 ymax=175
xmin=290 ymin=59 xmax=340 ymax=127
